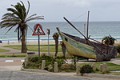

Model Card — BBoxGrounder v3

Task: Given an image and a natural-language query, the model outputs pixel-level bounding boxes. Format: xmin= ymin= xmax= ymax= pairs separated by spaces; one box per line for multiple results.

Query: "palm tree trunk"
xmin=21 ymin=29 xmax=27 ymax=53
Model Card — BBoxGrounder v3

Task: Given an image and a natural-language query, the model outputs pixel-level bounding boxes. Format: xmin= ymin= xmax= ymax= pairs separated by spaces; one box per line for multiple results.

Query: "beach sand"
xmin=1 ymin=39 xmax=120 ymax=46
xmin=0 ymin=40 xmax=56 ymax=45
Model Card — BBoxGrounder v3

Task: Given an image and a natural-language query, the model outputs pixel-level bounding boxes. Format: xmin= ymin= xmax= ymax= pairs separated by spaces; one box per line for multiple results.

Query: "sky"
xmin=0 ymin=0 xmax=120 ymax=22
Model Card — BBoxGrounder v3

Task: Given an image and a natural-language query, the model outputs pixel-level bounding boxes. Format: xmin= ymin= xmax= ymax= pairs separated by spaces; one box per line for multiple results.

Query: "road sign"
xmin=32 ymin=24 xmax=45 ymax=36
xmin=32 ymin=23 xmax=45 ymax=57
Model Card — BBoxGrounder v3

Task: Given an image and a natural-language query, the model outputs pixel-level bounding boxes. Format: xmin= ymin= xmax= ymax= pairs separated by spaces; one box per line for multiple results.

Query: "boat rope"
xmin=63 ymin=17 xmax=87 ymax=40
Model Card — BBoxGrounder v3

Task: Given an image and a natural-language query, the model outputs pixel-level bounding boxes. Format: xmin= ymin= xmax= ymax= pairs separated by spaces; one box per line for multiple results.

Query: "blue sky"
xmin=0 ymin=0 xmax=120 ymax=22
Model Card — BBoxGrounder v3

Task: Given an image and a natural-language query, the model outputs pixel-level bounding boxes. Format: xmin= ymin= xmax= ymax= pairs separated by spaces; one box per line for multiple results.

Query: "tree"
xmin=53 ymin=33 xmax=59 ymax=58
xmin=0 ymin=1 xmax=43 ymax=53
xmin=102 ymin=35 xmax=116 ymax=45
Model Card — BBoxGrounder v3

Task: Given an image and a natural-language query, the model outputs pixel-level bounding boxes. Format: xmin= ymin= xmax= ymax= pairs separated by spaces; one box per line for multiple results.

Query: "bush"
xmin=23 ymin=56 xmax=41 ymax=69
xmin=28 ymin=56 xmax=40 ymax=62
xmin=80 ymin=64 xmax=93 ymax=76
xmin=102 ymin=35 xmax=116 ymax=45
xmin=23 ymin=55 xmax=65 ymax=71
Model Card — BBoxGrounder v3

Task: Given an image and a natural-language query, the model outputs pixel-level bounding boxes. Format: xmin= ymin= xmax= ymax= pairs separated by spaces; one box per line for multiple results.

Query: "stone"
xmin=76 ymin=63 xmax=80 ymax=75
xmin=54 ymin=62 xmax=58 ymax=72
xmin=41 ymin=60 xmax=46 ymax=70
xmin=99 ymin=63 xmax=109 ymax=73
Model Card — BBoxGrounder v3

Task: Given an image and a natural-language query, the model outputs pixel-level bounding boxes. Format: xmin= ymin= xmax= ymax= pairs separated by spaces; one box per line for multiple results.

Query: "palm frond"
xmin=26 ymin=16 xmax=44 ymax=22
xmin=14 ymin=3 xmax=25 ymax=20
xmin=26 ymin=14 xmax=37 ymax=20
xmin=26 ymin=1 xmax=30 ymax=16
xmin=5 ymin=26 xmax=14 ymax=34
xmin=20 ymin=1 xmax=27 ymax=18
xmin=0 ymin=22 xmax=18 ymax=28
xmin=7 ymin=8 xmax=19 ymax=17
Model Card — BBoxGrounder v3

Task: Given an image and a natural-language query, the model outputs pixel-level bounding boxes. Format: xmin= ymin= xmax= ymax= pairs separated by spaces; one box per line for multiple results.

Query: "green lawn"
xmin=79 ymin=62 xmax=120 ymax=71
xmin=0 ymin=53 xmax=26 ymax=57
xmin=0 ymin=48 xmax=9 ymax=52
xmin=4 ymin=45 xmax=62 ymax=52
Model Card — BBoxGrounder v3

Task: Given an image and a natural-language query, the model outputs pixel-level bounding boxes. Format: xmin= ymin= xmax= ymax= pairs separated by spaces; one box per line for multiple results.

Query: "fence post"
xmin=41 ymin=60 xmax=46 ymax=70
xmin=54 ymin=62 xmax=58 ymax=72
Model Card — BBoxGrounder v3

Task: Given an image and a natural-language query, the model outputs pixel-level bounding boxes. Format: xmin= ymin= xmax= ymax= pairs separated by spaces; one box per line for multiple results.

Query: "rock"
xmin=99 ymin=63 xmax=109 ymax=73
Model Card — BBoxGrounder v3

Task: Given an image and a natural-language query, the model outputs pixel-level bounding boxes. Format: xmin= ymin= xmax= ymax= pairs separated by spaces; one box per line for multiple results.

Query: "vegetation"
xmin=4 ymin=45 xmax=62 ymax=52
xmin=0 ymin=49 xmax=9 ymax=52
xmin=80 ymin=64 xmax=94 ymax=76
xmin=0 ymin=1 xmax=43 ymax=53
xmin=102 ymin=35 xmax=116 ymax=45
xmin=0 ymin=53 xmax=26 ymax=57
xmin=23 ymin=53 xmax=120 ymax=74
xmin=79 ymin=62 xmax=120 ymax=71
xmin=23 ymin=55 xmax=65 ymax=72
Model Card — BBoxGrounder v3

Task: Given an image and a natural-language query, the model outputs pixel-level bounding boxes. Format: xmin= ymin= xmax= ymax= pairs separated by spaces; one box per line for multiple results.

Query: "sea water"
xmin=0 ymin=21 xmax=120 ymax=42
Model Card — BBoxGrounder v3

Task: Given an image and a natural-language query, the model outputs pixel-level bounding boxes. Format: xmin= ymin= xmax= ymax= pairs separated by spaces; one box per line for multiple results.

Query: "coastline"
xmin=0 ymin=40 xmax=56 ymax=45
xmin=0 ymin=39 xmax=120 ymax=46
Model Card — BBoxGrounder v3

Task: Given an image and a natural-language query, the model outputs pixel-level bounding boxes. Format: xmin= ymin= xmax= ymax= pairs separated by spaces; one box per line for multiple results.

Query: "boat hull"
xmin=60 ymin=32 xmax=96 ymax=59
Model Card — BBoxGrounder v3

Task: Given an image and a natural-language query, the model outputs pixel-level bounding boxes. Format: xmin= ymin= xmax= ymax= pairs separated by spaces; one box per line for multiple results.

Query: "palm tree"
xmin=0 ymin=1 xmax=43 ymax=53
xmin=102 ymin=35 xmax=116 ymax=45
xmin=53 ymin=33 xmax=59 ymax=58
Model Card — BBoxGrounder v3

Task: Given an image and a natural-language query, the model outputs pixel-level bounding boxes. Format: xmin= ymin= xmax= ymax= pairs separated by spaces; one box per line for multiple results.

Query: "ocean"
xmin=0 ymin=21 xmax=120 ymax=42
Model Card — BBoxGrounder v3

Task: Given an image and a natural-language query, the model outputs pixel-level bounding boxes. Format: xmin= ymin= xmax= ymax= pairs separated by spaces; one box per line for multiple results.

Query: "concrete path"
xmin=110 ymin=58 xmax=120 ymax=65
xmin=0 ymin=70 xmax=120 ymax=80
xmin=0 ymin=71 xmax=90 ymax=80
xmin=0 ymin=58 xmax=24 ymax=71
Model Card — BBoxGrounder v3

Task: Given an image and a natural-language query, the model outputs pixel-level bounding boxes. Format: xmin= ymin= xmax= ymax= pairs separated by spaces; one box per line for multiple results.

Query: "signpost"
xmin=47 ymin=29 xmax=50 ymax=56
xmin=32 ymin=24 xmax=45 ymax=57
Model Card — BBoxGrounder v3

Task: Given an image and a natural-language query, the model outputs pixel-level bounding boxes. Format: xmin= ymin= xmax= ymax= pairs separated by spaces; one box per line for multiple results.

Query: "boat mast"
xmin=86 ymin=11 xmax=90 ymax=39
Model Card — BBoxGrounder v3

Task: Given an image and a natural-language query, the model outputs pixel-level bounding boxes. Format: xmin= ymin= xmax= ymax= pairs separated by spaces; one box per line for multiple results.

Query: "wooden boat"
xmin=57 ymin=11 xmax=117 ymax=61
xmin=57 ymin=28 xmax=117 ymax=61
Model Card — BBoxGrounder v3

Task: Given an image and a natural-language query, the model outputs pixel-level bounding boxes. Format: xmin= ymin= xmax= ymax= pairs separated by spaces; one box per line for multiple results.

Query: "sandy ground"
xmin=0 ymin=40 xmax=55 ymax=45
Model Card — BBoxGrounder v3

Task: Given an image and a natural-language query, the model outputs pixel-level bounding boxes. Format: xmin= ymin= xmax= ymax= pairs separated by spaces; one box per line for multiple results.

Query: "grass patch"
xmin=0 ymin=48 xmax=9 ymax=52
xmin=4 ymin=45 xmax=62 ymax=52
xmin=79 ymin=62 xmax=120 ymax=71
xmin=0 ymin=53 xmax=26 ymax=57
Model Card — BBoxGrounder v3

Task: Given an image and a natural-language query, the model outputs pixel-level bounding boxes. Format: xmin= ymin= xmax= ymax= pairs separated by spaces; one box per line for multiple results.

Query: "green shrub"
xmin=28 ymin=56 xmax=40 ymax=62
xmin=23 ymin=56 xmax=41 ymax=69
xmin=55 ymin=58 xmax=65 ymax=68
xmin=23 ymin=55 xmax=65 ymax=71
xmin=80 ymin=64 xmax=93 ymax=76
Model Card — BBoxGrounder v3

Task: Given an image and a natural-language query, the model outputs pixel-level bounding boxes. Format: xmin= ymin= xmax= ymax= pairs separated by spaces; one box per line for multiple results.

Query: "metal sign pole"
xmin=48 ymin=32 xmax=50 ymax=56
xmin=38 ymin=29 xmax=40 ymax=57
xmin=47 ymin=29 xmax=50 ymax=56
xmin=38 ymin=35 xmax=40 ymax=57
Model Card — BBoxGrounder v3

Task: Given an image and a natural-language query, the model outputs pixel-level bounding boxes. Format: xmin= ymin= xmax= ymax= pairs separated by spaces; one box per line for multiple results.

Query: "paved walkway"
xmin=110 ymin=58 xmax=120 ymax=65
